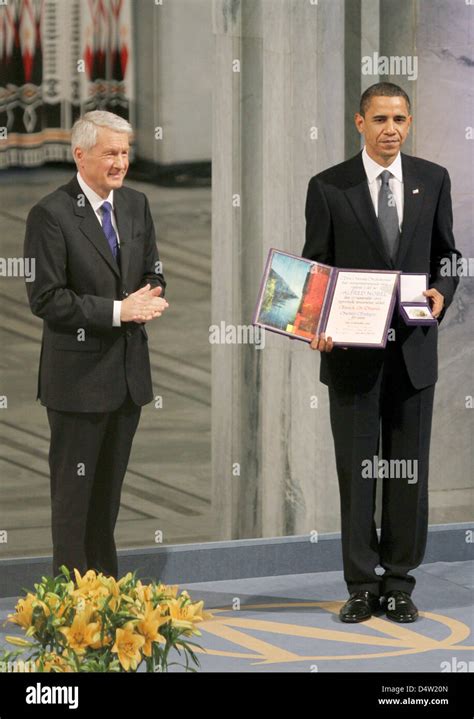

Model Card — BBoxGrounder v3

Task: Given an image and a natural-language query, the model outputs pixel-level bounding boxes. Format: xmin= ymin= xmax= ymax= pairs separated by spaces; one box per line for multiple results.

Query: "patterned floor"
xmin=1 ymin=560 xmax=472 ymax=673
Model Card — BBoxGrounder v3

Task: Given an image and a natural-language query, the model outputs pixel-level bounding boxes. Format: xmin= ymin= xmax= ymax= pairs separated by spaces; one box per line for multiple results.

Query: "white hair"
xmin=71 ymin=111 xmax=133 ymax=154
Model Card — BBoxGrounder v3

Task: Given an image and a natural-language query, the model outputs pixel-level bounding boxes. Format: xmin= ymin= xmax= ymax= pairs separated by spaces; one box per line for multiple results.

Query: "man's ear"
xmin=73 ymin=147 xmax=83 ymax=166
xmin=354 ymin=112 xmax=364 ymax=134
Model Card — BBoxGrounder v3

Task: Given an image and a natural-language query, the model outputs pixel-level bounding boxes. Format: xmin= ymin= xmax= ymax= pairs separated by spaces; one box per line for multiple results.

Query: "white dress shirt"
xmin=361 ymin=146 xmax=403 ymax=231
xmin=76 ymin=172 xmax=122 ymax=326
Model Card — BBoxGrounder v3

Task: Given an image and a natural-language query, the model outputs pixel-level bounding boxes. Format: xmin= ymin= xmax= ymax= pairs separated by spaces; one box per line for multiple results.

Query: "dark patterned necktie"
xmin=100 ymin=201 xmax=120 ymax=266
xmin=377 ymin=170 xmax=400 ymax=261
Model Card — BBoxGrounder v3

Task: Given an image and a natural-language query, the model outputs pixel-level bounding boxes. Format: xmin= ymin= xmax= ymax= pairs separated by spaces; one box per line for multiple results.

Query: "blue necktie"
xmin=100 ymin=201 xmax=120 ymax=265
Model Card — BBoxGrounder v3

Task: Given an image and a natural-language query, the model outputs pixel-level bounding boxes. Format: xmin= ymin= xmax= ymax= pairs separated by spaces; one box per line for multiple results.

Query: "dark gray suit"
xmin=24 ymin=175 xmax=166 ymax=577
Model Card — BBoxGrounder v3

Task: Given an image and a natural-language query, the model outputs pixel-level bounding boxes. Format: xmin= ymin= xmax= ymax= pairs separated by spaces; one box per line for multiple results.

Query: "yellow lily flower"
xmin=156 ymin=583 xmax=179 ymax=599
xmin=167 ymin=599 xmax=209 ymax=633
xmin=136 ymin=606 xmax=169 ymax=656
xmin=73 ymin=568 xmax=101 ymax=592
xmin=58 ymin=610 xmax=101 ymax=655
xmin=92 ymin=577 xmax=122 ymax=612
xmin=7 ymin=593 xmax=35 ymax=630
xmin=111 ymin=623 xmax=145 ymax=671
xmin=98 ymin=576 xmax=120 ymax=598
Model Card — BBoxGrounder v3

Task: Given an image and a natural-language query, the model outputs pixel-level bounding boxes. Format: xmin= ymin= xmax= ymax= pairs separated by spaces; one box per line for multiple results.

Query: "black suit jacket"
xmin=24 ymin=175 xmax=166 ymax=412
xmin=302 ymin=151 xmax=461 ymax=391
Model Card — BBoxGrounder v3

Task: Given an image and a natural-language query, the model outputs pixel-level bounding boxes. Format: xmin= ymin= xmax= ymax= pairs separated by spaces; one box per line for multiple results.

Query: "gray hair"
xmin=71 ymin=111 xmax=133 ymax=153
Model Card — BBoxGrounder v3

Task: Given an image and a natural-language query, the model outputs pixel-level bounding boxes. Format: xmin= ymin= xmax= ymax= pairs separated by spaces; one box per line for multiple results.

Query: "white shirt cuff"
xmin=113 ymin=300 xmax=122 ymax=326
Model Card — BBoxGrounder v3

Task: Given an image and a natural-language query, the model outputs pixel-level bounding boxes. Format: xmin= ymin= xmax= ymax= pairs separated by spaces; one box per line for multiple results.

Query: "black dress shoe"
xmin=339 ymin=591 xmax=380 ymax=623
xmin=382 ymin=590 xmax=419 ymax=623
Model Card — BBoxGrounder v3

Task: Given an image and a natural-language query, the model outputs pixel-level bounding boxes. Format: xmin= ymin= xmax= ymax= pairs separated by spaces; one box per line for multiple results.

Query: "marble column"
xmin=212 ymin=0 xmax=345 ymax=540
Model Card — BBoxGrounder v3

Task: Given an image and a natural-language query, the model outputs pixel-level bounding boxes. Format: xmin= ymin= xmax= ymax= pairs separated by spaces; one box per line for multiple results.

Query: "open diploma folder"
xmin=253 ymin=249 xmax=400 ymax=348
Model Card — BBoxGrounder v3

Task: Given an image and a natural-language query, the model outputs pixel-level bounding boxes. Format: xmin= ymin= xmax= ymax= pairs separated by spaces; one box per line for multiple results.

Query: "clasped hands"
xmin=120 ymin=283 xmax=169 ymax=323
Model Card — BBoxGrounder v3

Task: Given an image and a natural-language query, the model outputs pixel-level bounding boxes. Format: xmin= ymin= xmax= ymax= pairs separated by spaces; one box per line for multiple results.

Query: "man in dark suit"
xmin=24 ymin=110 xmax=168 ymax=579
xmin=302 ymin=83 xmax=461 ymax=623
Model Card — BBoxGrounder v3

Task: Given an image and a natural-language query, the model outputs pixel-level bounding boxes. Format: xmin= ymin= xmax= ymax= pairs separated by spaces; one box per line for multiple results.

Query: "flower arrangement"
xmin=1 ymin=566 xmax=212 ymax=672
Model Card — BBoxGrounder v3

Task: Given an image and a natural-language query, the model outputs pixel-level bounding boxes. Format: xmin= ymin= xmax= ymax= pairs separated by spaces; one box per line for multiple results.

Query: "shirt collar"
xmin=362 ymin=145 xmax=403 ymax=183
xmin=76 ymin=172 xmax=114 ymax=212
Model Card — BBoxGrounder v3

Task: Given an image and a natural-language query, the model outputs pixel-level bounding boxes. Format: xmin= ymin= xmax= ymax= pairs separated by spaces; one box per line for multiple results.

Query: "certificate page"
xmin=324 ymin=270 xmax=399 ymax=346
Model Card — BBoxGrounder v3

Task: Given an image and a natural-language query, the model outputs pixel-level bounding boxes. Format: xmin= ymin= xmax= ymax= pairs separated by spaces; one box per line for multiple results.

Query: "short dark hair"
xmin=359 ymin=82 xmax=411 ymax=116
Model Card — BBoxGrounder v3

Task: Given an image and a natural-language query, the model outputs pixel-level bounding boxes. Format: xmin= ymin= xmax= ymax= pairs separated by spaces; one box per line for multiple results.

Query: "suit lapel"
xmin=65 ymin=175 xmax=133 ymax=280
xmin=395 ymin=153 xmax=424 ymax=268
xmin=343 ymin=152 xmax=394 ymax=268
xmin=343 ymin=151 xmax=424 ymax=270
xmin=113 ymin=190 xmax=133 ymax=280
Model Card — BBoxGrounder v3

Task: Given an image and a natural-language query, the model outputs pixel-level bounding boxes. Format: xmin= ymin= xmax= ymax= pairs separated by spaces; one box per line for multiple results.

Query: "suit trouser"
xmin=327 ymin=340 xmax=435 ymax=597
xmin=46 ymin=391 xmax=141 ymax=579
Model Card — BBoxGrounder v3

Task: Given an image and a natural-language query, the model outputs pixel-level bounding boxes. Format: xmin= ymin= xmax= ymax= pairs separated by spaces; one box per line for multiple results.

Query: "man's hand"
xmin=309 ymin=332 xmax=334 ymax=353
xmin=120 ymin=283 xmax=169 ymax=323
xmin=423 ymin=288 xmax=444 ymax=318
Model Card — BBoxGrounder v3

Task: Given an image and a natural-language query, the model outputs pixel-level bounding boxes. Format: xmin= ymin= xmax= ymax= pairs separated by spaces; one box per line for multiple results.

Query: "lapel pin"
xmin=412 ymin=188 xmax=419 ymax=194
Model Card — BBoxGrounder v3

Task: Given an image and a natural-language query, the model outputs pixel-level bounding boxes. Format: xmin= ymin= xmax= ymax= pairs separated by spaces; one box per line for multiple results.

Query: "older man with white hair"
xmin=23 ymin=110 xmax=169 ymax=579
